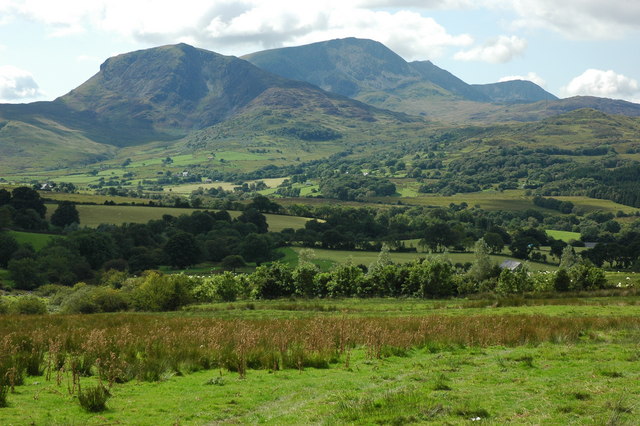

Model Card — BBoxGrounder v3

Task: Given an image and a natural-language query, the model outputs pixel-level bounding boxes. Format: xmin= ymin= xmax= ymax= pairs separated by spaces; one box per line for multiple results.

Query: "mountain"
xmin=244 ymin=38 xmax=640 ymax=123
xmin=0 ymin=43 xmax=413 ymax=173
xmin=409 ymin=60 xmax=489 ymax=102
xmin=471 ymin=80 xmax=558 ymax=104
xmin=243 ymin=38 xmax=556 ymax=110
xmin=243 ymin=38 xmax=424 ymax=98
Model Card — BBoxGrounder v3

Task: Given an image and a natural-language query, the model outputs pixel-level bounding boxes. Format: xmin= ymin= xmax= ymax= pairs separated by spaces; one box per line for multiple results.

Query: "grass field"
xmin=43 ymin=204 xmax=311 ymax=231
xmin=287 ymin=247 xmax=557 ymax=272
xmin=546 ymin=229 xmax=582 ymax=242
xmin=1 ymin=299 xmax=639 ymax=424
xmin=164 ymin=177 xmax=288 ymax=195
xmin=7 ymin=230 xmax=57 ymax=250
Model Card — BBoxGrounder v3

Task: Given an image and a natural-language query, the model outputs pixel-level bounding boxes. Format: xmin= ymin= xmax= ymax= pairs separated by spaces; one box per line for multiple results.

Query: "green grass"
xmin=289 ymin=247 xmax=556 ymax=271
xmin=186 ymin=295 xmax=640 ymax=320
xmin=1 ymin=309 xmax=638 ymax=424
xmin=7 ymin=230 xmax=57 ymax=250
xmin=546 ymin=229 xmax=582 ymax=242
xmin=43 ymin=204 xmax=310 ymax=231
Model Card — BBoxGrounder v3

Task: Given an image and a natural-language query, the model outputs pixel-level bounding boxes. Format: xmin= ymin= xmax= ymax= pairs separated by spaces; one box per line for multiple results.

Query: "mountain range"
xmin=1 ymin=37 xmax=639 ymax=173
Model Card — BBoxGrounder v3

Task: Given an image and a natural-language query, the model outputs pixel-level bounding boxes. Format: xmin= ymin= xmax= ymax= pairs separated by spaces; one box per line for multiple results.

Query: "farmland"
xmin=43 ymin=204 xmax=311 ymax=231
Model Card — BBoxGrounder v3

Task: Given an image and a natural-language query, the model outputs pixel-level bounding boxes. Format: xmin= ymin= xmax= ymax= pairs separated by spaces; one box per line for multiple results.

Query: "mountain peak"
xmin=243 ymin=37 xmax=419 ymax=97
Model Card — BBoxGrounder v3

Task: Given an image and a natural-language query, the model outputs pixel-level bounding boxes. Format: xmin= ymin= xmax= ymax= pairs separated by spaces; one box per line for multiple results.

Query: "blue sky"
xmin=1 ymin=0 xmax=639 ymax=103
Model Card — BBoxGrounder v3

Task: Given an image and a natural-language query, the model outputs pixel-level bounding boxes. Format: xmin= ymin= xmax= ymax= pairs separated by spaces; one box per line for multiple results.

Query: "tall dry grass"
xmin=1 ymin=313 xmax=639 ymax=388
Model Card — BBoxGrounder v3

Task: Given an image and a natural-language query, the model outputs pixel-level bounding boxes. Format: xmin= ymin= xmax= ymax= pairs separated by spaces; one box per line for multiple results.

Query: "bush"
xmin=0 ymin=297 xmax=7 ymax=314
xmin=93 ymin=287 xmax=129 ymax=312
xmin=12 ymin=296 xmax=47 ymax=315
xmin=128 ymin=271 xmax=194 ymax=311
xmin=61 ymin=283 xmax=99 ymax=314
xmin=569 ymin=262 xmax=607 ymax=291
xmin=193 ymin=272 xmax=240 ymax=302
xmin=78 ymin=384 xmax=110 ymax=412
xmin=7 ymin=258 xmax=44 ymax=290
xmin=406 ymin=258 xmax=456 ymax=298
xmin=553 ymin=269 xmax=571 ymax=292
xmin=495 ymin=267 xmax=533 ymax=296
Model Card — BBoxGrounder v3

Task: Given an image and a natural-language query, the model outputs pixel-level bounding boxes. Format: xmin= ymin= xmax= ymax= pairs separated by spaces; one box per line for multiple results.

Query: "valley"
xmin=2 ymin=37 xmax=640 ymax=424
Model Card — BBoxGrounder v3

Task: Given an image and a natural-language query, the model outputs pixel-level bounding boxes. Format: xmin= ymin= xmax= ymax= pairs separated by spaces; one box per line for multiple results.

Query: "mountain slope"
xmin=243 ymin=37 xmax=423 ymax=97
xmin=59 ymin=43 xmax=319 ymax=142
xmin=409 ymin=60 xmax=488 ymax=102
xmin=243 ymin=37 xmax=569 ymax=121
xmin=472 ymin=80 xmax=558 ymax=104
xmin=0 ymin=43 xmax=415 ymax=173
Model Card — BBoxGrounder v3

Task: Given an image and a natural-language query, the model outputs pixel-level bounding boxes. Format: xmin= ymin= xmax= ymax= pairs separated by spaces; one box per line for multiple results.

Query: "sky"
xmin=1 ymin=0 xmax=639 ymax=104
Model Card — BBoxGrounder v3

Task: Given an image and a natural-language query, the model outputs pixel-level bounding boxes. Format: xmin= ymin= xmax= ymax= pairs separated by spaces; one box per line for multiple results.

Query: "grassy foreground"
xmin=1 ymin=297 xmax=640 ymax=424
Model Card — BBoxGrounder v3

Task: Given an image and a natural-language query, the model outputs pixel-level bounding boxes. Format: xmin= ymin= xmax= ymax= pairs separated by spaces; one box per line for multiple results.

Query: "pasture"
xmin=288 ymin=247 xmax=557 ymax=272
xmin=43 ymin=204 xmax=311 ymax=231
xmin=546 ymin=229 xmax=582 ymax=242
xmin=1 ymin=298 xmax=639 ymax=424
xmin=7 ymin=230 xmax=56 ymax=251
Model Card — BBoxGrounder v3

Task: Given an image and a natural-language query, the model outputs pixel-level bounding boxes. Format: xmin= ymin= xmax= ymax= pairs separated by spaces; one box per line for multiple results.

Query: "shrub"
xmin=12 ymin=296 xmax=47 ymax=314
xmin=193 ymin=273 xmax=240 ymax=302
xmin=251 ymin=262 xmax=294 ymax=299
xmin=326 ymin=263 xmax=364 ymax=297
xmin=569 ymin=262 xmax=607 ymax=291
xmin=128 ymin=271 xmax=193 ymax=311
xmin=92 ymin=287 xmax=129 ymax=312
xmin=406 ymin=258 xmax=456 ymax=298
xmin=7 ymin=258 xmax=44 ymax=290
xmin=495 ymin=267 xmax=533 ymax=296
xmin=0 ymin=297 xmax=7 ymax=314
xmin=78 ymin=384 xmax=110 ymax=412
xmin=61 ymin=283 xmax=99 ymax=314
xmin=553 ymin=269 xmax=571 ymax=292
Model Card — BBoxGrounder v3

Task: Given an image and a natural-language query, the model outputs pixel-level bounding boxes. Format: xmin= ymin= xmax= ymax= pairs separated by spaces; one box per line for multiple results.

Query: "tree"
xmin=549 ymin=239 xmax=568 ymax=262
xmin=221 ymin=255 xmax=246 ymax=272
xmin=51 ymin=201 xmax=80 ymax=228
xmin=0 ymin=232 xmax=18 ymax=267
xmin=509 ymin=235 xmax=539 ymax=259
xmin=239 ymin=233 xmax=272 ymax=264
xmin=251 ymin=262 xmax=294 ymax=299
xmin=10 ymin=187 xmax=46 ymax=218
xmin=419 ymin=221 xmax=460 ymax=252
xmin=483 ymin=232 xmax=504 ymax=254
xmin=495 ymin=267 xmax=532 ymax=295
xmin=468 ymin=238 xmax=493 ymax=283
xmin=559 ymin=246 xmax=580 ymax=269
xmin=237 ymin=208 xmax=268 ymax=233
xmin=406 ymin=258 xmax=456 ymax=298
xmin=553 ymin=269 xmax=571 ymax=292
xmin=0 ymin=188 xmax=11 ymax=206
xmin=8 ymin=258 xmax=44 ymax=290
xmin=292 ymin=262 xmax=319 ymax=297
xmin=164 ymin=232 xmax=201 ymax=269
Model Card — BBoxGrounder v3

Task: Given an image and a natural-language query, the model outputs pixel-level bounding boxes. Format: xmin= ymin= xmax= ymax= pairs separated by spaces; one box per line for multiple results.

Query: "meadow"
xmin=1 ymin=298 xmax=639 ymax=424
xmin=43 ymin=204 xmax=311 ymax=231
xmin=286 ymin=247 xmax=558 ymax=272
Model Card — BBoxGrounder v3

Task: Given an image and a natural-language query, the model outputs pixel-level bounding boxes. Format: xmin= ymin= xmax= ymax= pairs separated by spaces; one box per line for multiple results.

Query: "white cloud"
xmin=491 ymin=0 xmax=640 ymax=40
xmin=561 ymin=69 xmax=640 ymax=101
xmin=499 ymin=72 xmax=546 ymax=87
xmin=0 ymin=0 xmax=471 ymax=60
xmin=0 ymin=66 xmax=43 ymax=102
xmin=454 ymin=35 xmax=526 ymax=63
xmin=355 ymin=0 xmax=474 ymax=8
